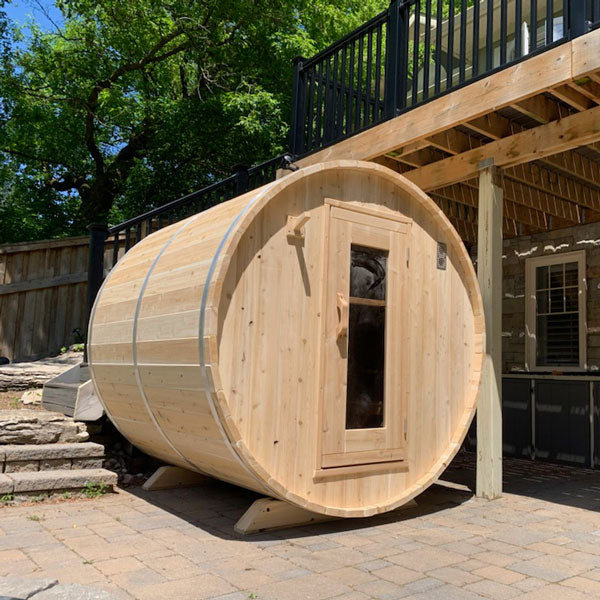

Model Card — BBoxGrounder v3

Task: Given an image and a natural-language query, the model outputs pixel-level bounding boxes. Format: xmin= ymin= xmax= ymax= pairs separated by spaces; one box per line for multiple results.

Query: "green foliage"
xmin=31 ymin=492 xmax=50 ymax=503
xmin=82 ymin=481 xmax=108 ymax=498
xmin=27 ymin=514 xmax=43 ymax=521
xmin=0 ymin=0 xmax=388 ymax=242
xmin=0 ymin=493 xmax=14 ymax=503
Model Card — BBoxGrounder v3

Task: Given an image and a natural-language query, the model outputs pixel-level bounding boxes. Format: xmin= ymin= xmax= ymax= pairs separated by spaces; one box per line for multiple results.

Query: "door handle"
xmin=336 ymin=292 xmax=349 ymax=340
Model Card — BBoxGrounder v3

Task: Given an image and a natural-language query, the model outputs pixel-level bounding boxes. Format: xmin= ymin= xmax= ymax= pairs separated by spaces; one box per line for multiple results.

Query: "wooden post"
xmin=476 ymin=162 xmax=503 ymax=500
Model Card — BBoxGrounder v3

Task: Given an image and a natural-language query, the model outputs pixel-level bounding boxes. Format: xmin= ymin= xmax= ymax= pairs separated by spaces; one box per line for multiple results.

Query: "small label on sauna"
xmin=437 ymin=242 xmax=447 ymax=270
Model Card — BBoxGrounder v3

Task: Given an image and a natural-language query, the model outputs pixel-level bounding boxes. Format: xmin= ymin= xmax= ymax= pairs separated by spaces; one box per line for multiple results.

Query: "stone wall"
xmin=501 ymin=220 xmax=600 ymax=373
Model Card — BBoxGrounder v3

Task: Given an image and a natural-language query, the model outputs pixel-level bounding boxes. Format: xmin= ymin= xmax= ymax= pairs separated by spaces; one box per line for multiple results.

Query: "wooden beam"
xmin=386 ymin=143 xmax=583 ymax=223
xmin=569 ymin=80 xmax=600 ymax=104
xmin=389 ymin=147 xmax=448 ymax=168
xmin=476 ymin=165 xmax=503 ymax=501
xmin=510 ymin=94 xmax=567 ymax=124
xmin=549 ymin=84 xmax=596 ymax=111
xmin=296 ymin=43 xmax=573 ymax=168
xmin=572 ymin=28 xmax=600 ymax=79
xmin=462 ymin=108 xmax=600 ymax=189
xmin=405 ymin=106 xmax=600 ymax=191
xmin=403 ymin=124 xmax=600 ymax=207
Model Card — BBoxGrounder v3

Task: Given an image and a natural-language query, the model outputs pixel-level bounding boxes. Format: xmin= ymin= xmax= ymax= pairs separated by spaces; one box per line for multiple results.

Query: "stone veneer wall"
xmin=501 ymin=220 xmax=600 ymax=373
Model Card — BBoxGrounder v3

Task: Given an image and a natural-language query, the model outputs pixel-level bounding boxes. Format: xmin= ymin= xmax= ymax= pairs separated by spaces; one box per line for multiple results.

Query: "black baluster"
xmin=447 ymin=0 xmax=455 ymax=91
xmin=423 ymin=0 xmax=432 ymax=100
xmin=486 ymin=0 xmax=494 ymax=71
xmin=530 ymin=0 xmax=537 ymax=51
xmin=435 ymin=0 xmax=443 ymax=95
xmin=459 ymin=0 xmax=467 ymax=82
xmin=473 ymin=0 xmax=480 ymax=77
xmin=412 ymin=0 xmax=421 ymax=104
xmin=500 ymin=0 xmax=508 ymax=65
xmin=515 ymin=0 xmax=522 ymax=58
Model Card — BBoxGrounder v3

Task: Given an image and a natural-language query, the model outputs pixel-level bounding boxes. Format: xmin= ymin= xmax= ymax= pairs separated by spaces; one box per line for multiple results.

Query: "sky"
xmin=4 ymin=0 xmax=64 ymax=32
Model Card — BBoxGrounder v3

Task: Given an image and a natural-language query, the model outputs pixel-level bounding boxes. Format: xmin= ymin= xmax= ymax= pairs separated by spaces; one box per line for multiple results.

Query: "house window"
xmin=525 ymin=251 xmax=586 ymax=371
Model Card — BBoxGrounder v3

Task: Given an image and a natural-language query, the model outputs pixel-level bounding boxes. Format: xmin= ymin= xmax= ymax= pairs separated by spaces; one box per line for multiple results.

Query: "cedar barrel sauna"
xmin=88 ymin=160 xmax=484 ymax=519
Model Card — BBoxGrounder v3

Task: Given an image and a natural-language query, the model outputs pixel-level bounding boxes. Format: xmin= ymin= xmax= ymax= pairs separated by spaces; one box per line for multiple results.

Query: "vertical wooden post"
xmin=476 ymin=163 xmax=503 ymax=500
xmin=84 ymin=223 xmax=109 ymax=364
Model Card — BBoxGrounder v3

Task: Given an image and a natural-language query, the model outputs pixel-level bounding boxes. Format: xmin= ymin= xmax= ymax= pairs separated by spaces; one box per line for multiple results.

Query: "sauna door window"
xmin=320 ymin=199 xmax=410 ymax=472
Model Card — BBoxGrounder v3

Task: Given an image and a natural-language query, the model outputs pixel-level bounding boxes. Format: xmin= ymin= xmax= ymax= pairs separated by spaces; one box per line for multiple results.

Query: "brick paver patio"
xmin=2 ymin=453 xmax=600 ymax=599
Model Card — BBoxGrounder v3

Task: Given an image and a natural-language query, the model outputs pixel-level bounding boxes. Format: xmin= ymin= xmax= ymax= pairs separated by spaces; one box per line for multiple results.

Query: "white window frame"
xmin=525 ymin=250 xmax=587 ymax=372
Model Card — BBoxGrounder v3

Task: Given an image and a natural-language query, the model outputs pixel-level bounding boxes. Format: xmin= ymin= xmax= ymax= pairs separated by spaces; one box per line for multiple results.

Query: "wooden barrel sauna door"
xmin=319 ymin=198 xmax=411 ymax=475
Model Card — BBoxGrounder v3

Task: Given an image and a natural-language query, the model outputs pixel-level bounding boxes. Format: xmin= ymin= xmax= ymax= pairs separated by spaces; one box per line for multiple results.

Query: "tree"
xmin=0 ymin=0 xmax=387 ymax=242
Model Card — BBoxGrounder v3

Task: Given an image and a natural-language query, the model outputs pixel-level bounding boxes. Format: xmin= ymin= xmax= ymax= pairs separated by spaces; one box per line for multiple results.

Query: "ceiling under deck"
xmin=376 ymin=66 xmax=600 ymax=244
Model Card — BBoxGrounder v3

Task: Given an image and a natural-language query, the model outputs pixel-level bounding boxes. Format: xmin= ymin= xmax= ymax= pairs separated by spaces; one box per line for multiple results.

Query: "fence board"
xmin=0 ymin=236 xmax=113 ymax=363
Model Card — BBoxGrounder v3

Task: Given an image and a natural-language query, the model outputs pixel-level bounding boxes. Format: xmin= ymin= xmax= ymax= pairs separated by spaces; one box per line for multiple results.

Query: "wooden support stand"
xmin=476 ymin=164 xmax=503 ymax=500
xmin=142 ymin=465 xmax=211 ymax=491
xmin=234 ymin=497 xmax=418 ymax=535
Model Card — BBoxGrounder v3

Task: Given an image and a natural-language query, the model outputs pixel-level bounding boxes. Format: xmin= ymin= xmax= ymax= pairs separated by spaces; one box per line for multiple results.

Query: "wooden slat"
xmin=0 ymin=272 xmax=88 ymax=296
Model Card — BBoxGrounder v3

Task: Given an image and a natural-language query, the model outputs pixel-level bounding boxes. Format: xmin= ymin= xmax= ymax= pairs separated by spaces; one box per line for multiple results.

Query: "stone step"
xmin=0 ymin=468 xmax=118 ymax=496
xmin=0 ymin=410 xmax=88 ymax=445
xmin=1 ymin=442 xmax=105 ymax=473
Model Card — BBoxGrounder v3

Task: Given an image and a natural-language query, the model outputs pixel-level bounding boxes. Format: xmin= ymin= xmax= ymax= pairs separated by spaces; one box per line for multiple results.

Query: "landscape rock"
xmin=0 ymin=576 xmax=57 ymax=599
xmin=0 ymin=351 xmax=82 ymax=391
xmin=0 ymin=474 xmax=12 ymax=495
xmin=20 ymin=389 xmax=43 ymax=405
xmin=0 ymin=410 xmax=88 ymax=445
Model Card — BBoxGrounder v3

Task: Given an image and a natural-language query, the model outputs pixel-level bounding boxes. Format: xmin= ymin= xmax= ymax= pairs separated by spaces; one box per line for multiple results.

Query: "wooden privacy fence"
xmin=0 ymin=236 xmax=120 ymax=363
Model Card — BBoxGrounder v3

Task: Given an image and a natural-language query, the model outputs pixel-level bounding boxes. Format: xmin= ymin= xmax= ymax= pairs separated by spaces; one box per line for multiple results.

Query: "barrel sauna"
xmin=89 ymin=160 xmax=484 ymax=518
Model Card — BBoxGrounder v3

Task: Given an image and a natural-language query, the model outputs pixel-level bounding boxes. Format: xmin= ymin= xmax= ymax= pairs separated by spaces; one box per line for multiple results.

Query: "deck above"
xmin=293 ymin=26 xmax=600 ymax=244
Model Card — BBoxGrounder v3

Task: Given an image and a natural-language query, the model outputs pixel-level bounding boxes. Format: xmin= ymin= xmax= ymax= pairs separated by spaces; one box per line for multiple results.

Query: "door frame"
xmin=314 ymin=198 xmax=412 ymax=480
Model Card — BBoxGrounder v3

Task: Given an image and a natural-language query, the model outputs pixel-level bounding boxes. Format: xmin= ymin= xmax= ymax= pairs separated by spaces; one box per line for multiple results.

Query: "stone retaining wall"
xmin=1 ymin=443 xmax=104 ymax=473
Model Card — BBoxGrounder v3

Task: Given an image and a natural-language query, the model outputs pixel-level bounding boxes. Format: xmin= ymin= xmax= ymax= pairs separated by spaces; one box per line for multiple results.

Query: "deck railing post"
xmin=384 ymin=0 xmax=409 ymax=119
xmin=233 ymin=164 xmax=249 ymax=197
xmin=84 ymin=223 xmax=109 ymax=363
xmin=290 ymin=56 xmax=307 ymax=156
xmin=569 ymin=0 xmax=591 ymax=38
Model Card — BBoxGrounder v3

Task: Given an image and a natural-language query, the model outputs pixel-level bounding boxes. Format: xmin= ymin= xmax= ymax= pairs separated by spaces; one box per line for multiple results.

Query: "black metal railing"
xmin=590 ymin=0 xmax=600 ymax=29
xmin=84 ymin=155 xmax=284 ymax=350
xmin=291 ymin=0 xmax=595 ymax=156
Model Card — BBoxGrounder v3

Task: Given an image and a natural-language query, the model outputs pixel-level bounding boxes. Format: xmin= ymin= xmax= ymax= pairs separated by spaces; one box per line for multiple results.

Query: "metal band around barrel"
xmin=132 ymin=216 xmax=204 ymax=472
xmin=199 ymin=182 xmax=280 ymax=494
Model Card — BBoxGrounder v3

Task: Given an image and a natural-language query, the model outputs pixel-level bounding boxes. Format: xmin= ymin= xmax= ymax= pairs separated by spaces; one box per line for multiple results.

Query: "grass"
xmin=0 ymin=493 xmax=14 ymax=504
xmin=31 ymin=493 xmax=49 ymax=503
xmin=27 ymin=514 xmax=43 ymax=521
xmin=83 ymin=482 xmax=108 ymax=498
